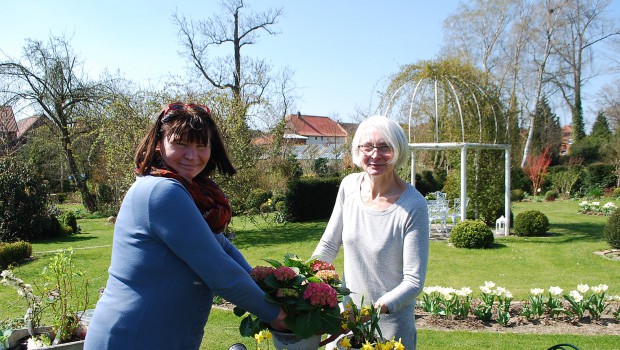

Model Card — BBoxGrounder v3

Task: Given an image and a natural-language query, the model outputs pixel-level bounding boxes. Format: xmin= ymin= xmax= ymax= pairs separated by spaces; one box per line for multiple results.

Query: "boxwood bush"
xmin=514 ymin=210 xmax=550 ymax=236
xmin=0 ymin=241 xmax=32 ymax=268
xmin=604 ymin=208 xmax=620 ymax=249
xmin=449 ymin=220 xmax=494 ymax=249
xmin=511 ymin=189 xmax=525 ymax=201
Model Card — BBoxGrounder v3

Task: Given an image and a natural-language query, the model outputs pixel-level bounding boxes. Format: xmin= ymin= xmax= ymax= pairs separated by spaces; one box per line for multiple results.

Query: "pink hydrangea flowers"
xmin=273 ymin=266 xmax=297 ymax=281
xmin=239 ymin=254 xmax=351 ymax=339
xmin=303 ymin=282 xmax=338 ymax=307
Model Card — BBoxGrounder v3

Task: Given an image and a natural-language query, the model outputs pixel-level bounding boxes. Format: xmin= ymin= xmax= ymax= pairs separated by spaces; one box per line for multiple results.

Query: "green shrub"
xmin=514 ymin=210 xmax=550 ymax=236
xmin=511 ymin=189 xmax=525 ymax=201
xmin=53 ymin=193 xmax=67 ymax=204
xmin=587 ymin=187 xmax=604 ymax=199
xmin=613 ymin=187 xmax=620 ymax=199
xmin=0 ymin=157 xmax=59 ymax=242
xmin=62 ymin=211 xmax=80 ymax=234
xmin=246 ymin=189 xmax=272 ymax=210
xmin=449 ymin=220 xmax=494 ymax=249
xmin=544 ymin=190 xmax=558 ymax=201
xmin=414 ymin=170 xmax=442 ymax=196
xmin=285 ymin=177 xmax=341 ymax=222
xmin=259 ymin=202 xmax=272 ymax=213
xmin=604 ymin=208 xmax=620 ymax=249
xmin=0 ymin=241 xmax=32 ymax=268
xmin=275 ymin=201 xmax=286 ymax=212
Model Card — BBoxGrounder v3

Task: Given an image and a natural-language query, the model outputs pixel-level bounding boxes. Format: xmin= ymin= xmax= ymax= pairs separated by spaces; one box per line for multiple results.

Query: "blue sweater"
xmin=84 ymin=176 xmax=279 ymax=349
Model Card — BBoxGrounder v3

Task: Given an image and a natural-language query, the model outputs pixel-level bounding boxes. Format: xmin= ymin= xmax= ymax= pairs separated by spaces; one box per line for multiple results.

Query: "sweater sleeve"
xmin=147 ymin=178 xmax=279 ymax=322
xmin=214 ymin=233 xmax=253 ymax=273
xmin=376 ymin=194 xmax=430 ymax=313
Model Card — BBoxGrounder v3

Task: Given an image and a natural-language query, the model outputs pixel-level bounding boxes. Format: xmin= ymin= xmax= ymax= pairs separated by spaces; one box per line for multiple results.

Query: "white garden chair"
xmin=448 ymin=197 xmax=470 ymax=224
xmin=428 ymin=199 xmax=449 ymax=236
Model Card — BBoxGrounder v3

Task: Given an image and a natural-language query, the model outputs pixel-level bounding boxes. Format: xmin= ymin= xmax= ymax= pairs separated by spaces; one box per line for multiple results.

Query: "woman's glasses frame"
xmin=357 ymin=144 xmax=393 ymax=155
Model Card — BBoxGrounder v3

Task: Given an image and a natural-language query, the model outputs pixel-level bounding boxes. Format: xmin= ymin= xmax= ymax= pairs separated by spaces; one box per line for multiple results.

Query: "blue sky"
xmin=1 ymin=1 xmax=618 ymax=127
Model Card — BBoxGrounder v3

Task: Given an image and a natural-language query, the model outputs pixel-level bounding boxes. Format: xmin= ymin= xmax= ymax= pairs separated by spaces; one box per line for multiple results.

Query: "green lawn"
xmin=1 ymin=200 xmax=619 ymax=349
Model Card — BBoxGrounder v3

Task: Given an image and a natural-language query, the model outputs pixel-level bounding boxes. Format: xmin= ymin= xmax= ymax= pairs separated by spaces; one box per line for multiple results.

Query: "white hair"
xmin=351 ymin=115 xmax=409 ymax=169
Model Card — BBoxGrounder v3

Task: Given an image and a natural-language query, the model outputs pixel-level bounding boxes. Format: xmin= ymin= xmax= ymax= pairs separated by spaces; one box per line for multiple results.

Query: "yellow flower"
xmin=254 ymin=330 xmax=265 ymax=343
xmin=341 ymin=322 xmax=349 ymax=331
xmin=362 ymin=340 xmax=374 ymax=350
xmin=361 ymin=306 xmax=371 ymax=317
xmin=379 ymin=341 xmax=392 ymax=350
xmin=264 ymin=330 xmax=272 ymax=340
xmin=339 ymin=336 xmax=352 ymax=348
xmin=393 ymin=338 xmax=405 ymax=350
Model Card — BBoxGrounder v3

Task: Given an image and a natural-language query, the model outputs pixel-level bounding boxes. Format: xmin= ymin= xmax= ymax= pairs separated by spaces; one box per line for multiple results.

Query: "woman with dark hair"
xmin=85 ymin=103 xmax=287 ymax=350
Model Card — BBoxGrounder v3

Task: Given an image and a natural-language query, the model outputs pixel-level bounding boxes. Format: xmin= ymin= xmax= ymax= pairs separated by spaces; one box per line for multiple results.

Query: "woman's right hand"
xmin=270 ymin=309 xmax=289 ymax=332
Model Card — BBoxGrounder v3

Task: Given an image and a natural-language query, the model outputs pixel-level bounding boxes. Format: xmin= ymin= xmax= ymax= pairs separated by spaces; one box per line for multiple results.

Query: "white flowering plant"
xmin=473 ymin=281 xmax=496 ymax=321
xmin=578 ymin=201 xmax=618 ymax=215
xmin=418 ymin=282 xmax=618 ymax=326
xmin=0 ymin=269 xmax=45 ymax=333
xmin=546 ymin=286 xmax=565 ymax=318
xmin=419 ymin=286 xmax=472 ymax=320
xmin=494 ymin=286 xmax=513 ymax=326
xmin=0 ymin=248 xmax=91 ymax=346
xmin=522 ymin=288 xmax=546 ymax=320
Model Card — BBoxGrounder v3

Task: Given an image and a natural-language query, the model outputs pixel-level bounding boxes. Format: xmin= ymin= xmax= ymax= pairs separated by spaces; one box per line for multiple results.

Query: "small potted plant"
xmin=336 ymin=297 xmax=405 ymax=349
xmin=0 ymin=248 xmax=92 ymax=349
xmin=234 ymin=253 xmax=350 ymax=350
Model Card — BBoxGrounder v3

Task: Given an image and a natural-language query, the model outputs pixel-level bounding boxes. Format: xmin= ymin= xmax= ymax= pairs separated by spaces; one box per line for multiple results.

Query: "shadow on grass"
xmin=231 ymin=220 xmax=326 ymax=249
xmin=33 ymin=234 xmax=98 ymax=245
xmin=496 ymin=221 xmax=606 ymax=245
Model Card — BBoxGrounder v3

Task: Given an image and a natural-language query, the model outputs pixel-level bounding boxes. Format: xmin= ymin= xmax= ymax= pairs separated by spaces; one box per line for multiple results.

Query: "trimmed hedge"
xmin=449 ymin=220 xmax=494 ymax=249
xmin=604 ymin=208 xmax=620 ymax=249
xmin=514 ymin=210 xmax=550 ymax=236
xmin=284 ymin=177 xmax=341 ymax=222
xmin=0 ymin=241 xmax=33 ymax=268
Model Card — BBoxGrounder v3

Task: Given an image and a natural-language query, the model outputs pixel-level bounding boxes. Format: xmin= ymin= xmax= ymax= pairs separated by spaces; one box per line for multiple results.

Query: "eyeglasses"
xmin=161 ymin=103 xmax=211 ymax=122
xmin=358 ymin=144 xmax=393 ymax=155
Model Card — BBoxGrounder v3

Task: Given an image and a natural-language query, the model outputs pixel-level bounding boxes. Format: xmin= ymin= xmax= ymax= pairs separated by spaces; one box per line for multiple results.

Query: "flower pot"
xmin=30 ymin=340 xmax=85 ymax=350
xmin=4 ymin=327 xmax=84 ymax=350
xmin=270 ymin=330 xmax=321 ymax=350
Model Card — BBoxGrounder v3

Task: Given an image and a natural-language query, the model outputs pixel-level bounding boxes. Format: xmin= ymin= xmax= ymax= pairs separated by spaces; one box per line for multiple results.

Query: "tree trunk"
xmin=61 ymin=130 xmax=98 ymax=212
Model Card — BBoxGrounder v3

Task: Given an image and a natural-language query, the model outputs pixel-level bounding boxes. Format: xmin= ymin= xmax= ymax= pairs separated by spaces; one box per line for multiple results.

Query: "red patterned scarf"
xmin=140 ymin=153 xmax=232 ymax=233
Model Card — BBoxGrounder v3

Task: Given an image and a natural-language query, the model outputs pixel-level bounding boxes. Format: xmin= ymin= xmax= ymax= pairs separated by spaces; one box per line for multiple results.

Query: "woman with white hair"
xmin=313 ymin=115 xmax=429 ymax=349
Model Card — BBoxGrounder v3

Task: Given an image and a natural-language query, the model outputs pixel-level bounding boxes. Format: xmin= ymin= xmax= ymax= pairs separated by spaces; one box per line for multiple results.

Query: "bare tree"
xmin=0 ymin=36 xmax=112 ymax=212
xmin=443 ymin=0 xmax=520 ymax=77
xmin=173 ymin=0 xmax=282 ymax=111
xmin=597 ymin=80 xmax=620 ymax=130
xmin=549 ymin=0 xmax=620 ymax=141
xmin=520 ymin=0 xmax=563 ymax=168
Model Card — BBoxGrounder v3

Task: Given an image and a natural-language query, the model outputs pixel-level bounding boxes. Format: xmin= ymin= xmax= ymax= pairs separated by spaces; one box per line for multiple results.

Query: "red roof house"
xmin=0 ymin=106 xmax=18 ymax=141
xmin=284 ymin=113 xmax=347 ymax=145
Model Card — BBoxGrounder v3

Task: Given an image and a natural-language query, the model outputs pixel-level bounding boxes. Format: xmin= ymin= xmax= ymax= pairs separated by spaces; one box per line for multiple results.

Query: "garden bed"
xmin=214 ymin=300 xmax=620 ymax=336
xmin=415 ymin=302 xmax=620 ymax=336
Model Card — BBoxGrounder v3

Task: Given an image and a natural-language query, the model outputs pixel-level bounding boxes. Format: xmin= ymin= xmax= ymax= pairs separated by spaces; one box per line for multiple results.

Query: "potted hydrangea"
xmin=235 ymin=253 xmax=350 ymax=350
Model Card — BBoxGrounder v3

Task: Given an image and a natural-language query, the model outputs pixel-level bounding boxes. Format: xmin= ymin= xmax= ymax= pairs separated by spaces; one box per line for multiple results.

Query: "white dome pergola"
xmin=383 ymin=76 xmax=511 ymax=235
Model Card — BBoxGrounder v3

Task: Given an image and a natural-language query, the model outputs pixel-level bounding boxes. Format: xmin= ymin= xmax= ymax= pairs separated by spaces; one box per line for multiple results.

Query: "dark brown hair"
xmin=134 ymin=103 xmax=236 ymax=177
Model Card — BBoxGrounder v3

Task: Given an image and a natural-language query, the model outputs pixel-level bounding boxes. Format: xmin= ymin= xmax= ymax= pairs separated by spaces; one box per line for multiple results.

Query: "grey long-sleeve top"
xmin=313 ymin=173 xmax=429 ymax=349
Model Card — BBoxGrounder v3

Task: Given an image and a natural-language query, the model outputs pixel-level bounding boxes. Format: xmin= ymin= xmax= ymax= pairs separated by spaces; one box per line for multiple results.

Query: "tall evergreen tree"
xmin=531 ymin=95 xmax=562 ymax=164
xmin=590 ymin=110 xmax=612 ymax=143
